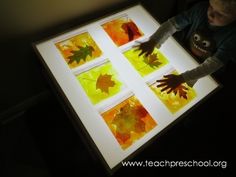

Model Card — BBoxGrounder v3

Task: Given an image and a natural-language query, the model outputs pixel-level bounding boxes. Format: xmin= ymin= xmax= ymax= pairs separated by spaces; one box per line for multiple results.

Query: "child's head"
xmin=208 ymin=0 xmax=236 ymax=26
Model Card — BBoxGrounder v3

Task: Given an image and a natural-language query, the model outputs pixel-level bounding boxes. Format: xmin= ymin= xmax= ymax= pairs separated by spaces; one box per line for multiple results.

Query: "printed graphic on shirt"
xmin=189 ymin=29 xmax=216 ymax=60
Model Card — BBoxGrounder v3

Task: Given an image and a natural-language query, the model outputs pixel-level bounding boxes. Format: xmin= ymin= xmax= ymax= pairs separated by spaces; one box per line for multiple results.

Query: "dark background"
xmin=0 ymin=0 xmax=234 ymax=176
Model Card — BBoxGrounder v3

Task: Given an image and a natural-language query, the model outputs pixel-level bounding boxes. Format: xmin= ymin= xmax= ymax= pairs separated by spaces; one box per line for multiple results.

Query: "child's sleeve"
xmin=181 ymin=56 xmax=224 ymax=87
xmin=150 ymin=18 xmax=178 ymax=47
xmin=172 ymin=2 xmax=208 ymax=31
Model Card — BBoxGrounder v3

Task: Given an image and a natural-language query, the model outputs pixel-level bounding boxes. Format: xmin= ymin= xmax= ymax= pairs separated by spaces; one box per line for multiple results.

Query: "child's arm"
xmin=135 ymin=2 xmax=207 ymax=56
xmin=156 ymin=57 xmax=224 ymax=92
xmin=173 ymin=30 xmax=236 ymax=88
xmin=150 ymin=18 xmax=179 ymax=47
xmin=181 ymin=56 xmax=224 ymax=86
xmin=135 ymin=18 xmax=178 ymax=57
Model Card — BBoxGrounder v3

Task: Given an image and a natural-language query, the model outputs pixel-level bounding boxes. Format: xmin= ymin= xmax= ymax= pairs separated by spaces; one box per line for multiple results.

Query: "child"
xmin=136 ymin=0 xmax=236 ymax=93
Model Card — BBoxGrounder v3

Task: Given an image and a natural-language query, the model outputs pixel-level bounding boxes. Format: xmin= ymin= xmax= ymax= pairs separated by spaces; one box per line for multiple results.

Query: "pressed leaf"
xmin=112 ymin=104 xmax=146 ymax=143
xmin=143 ymin=53 xmax=162 ymax=68
xmin=96 ymin=74 xmax=115 ymax=93
xmin=122 ymin=22 xmax=141 ymax=41
xmin=68 ymin=45 xmax=94 ymax=64
xmin=174 ymin=85 xmax=188 ymax=99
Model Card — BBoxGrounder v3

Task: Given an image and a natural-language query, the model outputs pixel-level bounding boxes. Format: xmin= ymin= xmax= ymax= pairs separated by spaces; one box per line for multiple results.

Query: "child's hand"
xmin=156 ymin=74 xmax=185 ymax=93
xmin=134 ymin=38 xmax=158 ymax=57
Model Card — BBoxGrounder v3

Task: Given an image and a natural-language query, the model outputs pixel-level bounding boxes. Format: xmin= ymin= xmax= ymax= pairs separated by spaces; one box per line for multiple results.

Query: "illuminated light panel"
xmin=34 ymin=5 xmax=219 ymax=171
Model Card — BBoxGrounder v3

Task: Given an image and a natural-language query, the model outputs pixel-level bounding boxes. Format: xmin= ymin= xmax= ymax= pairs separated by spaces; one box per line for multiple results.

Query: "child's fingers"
xmin=183 ymin=94 xmax=187 ymax=99
xmin=167 ymin=88 xmax=174 ymax=94
xmin=163 ymin=74 xmax=175 ymax=78
xmin=134 ymin=46 xmax=141 ymax=51
xmin=174 ymin=89 xmax=177 ymax=95
xmin=138 ymin=50 xmax=147 ymax=56
xmin=178 ymin=85 xmax=188 ymax=91
xmin=133 ymin=41 xmax=144 ymax=48
xmin=156 ymin=83 xmax=168 ymax=87
xmin=156 ymin=79 xmax=168 ymax=83
xmin=182 ymin=86 xmax=188 ymax=90
xmin=161 ymin=86 xmax=171 ymax=92
xmin=145 ymin=51 xmax=152 ymax=57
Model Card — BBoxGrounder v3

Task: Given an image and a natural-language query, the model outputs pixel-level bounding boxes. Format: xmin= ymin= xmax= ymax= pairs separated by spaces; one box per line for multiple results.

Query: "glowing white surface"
xmin=35 ymin=5 xmax=219 ymax=169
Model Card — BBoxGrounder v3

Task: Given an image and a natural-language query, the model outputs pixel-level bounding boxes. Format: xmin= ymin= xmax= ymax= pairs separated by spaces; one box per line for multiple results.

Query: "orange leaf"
xmin=174 ymin=85 xmax=188 ymax=99
xmin=96 ymin=74 xmax=115 ymax=93
xmin=112 ymin=104 xmax=146 ymax=140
